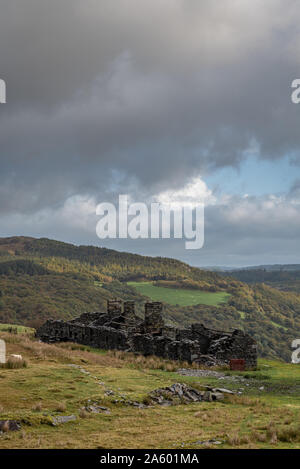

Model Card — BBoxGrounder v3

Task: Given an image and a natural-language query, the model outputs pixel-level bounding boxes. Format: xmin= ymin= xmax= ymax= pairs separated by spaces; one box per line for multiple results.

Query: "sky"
xmin=0 ymin=0 xmax=300 ymax=267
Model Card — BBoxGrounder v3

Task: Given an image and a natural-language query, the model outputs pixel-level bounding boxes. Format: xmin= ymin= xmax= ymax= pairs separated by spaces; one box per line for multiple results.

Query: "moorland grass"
xmin=0 ymin=329 xmax=299 ymax=449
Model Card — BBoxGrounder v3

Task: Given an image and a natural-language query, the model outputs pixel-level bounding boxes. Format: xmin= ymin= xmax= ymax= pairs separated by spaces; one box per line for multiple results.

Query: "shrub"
xmin=79 ymin=409 xmax=90 ymax=419
xmin=0 ymin=358 xmax=28 ymax=369
xmin=277 ymin=425 xmax=300 ymax=442
xmin=55 ymin=402 xmax=66 ymax=412
xmin=32 ymin=402 xmax=43 ymax=412
xmin=226 ymin=433 xmax=241 ymax=446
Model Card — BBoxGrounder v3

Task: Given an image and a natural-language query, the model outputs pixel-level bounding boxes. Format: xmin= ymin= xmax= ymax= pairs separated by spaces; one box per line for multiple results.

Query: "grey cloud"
xmin=1 ymin=192 xmax=300 ymax=267
xmin=0 ymin=0 xmax=300 ymax=265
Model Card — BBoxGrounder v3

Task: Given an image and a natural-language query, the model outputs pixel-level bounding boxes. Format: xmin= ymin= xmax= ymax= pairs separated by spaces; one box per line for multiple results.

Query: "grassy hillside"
xmin=0 ymin=328 xmax=300 ymax=449
xmin=0 ymin=236 xmax=299 ymax=361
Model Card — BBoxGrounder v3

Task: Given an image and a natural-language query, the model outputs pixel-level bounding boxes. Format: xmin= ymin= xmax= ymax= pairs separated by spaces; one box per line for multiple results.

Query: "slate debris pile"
xmin=147 ymin=382 xmax=229 ymax=406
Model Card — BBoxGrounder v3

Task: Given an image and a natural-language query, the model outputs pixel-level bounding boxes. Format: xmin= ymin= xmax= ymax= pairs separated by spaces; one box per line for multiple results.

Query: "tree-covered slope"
xmin=0 ymin=236 xmax=299 ymax=361
xmin=0 ymin=236 xmax=237 ymax=284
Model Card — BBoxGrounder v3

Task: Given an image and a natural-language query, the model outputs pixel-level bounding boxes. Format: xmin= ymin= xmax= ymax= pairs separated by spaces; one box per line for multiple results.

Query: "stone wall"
xmin=36 ymin=299 xmax=257 ymax=369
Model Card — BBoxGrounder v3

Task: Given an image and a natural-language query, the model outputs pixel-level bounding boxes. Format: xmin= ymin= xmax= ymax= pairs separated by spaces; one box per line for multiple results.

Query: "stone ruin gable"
xmin=36 ymin=299 xmax=257 ymax=369
xmin=176 ymin=323 xmax=232 ymax=355
xmin=207 ymin=329 xmax=257 ymax=369
xmin=37 ymin=319 xmax=70 ymax=343
xmin=175 ymin=323 xmax=257 ymax=368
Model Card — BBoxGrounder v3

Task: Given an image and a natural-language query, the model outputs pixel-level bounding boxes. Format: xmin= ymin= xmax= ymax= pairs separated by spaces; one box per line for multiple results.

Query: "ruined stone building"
xmin=37 ymin=300 xmax=257 ymax=369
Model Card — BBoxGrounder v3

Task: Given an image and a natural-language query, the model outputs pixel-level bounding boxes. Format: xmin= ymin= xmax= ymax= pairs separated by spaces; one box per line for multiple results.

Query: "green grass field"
xmin=0 ymin=328 xmax=300 ymax=449
xmin=127 ymin=281 xmax=231 ymax=306
xmin=0 ymin=324 xmax=35 ymax=334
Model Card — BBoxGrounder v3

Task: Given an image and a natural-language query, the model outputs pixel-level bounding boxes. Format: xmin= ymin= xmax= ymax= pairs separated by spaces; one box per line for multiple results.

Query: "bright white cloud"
xmin=155 ymin=177 xmax=215 ymax=208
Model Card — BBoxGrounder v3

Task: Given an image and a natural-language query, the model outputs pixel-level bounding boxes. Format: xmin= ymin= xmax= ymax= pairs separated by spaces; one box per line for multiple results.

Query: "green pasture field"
xmin=127 ymin=281 xmax=231 ymax=306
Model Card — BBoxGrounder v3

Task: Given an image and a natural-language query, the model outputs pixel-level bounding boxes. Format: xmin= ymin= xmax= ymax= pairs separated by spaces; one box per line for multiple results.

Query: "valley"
xmin=0 ymin=237 xmax=299 ymax=361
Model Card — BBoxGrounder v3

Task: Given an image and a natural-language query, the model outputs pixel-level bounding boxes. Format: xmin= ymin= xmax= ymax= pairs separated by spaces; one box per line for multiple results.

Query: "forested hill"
xmin=0 ymin=236 xmax=299 ymax=362
xmin=0 ymin=236 xmax=236 ymax=286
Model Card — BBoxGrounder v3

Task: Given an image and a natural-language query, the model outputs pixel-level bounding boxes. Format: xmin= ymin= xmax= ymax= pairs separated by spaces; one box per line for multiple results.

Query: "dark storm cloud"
xmin=0 ymin=0 xmax=300 ymax=265
xmin=0 ymin=0 xmax=300 ymax=214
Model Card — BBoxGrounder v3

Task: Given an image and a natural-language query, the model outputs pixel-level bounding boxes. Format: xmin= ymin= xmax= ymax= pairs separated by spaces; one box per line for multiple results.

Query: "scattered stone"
xmin=195 ymin=439 xmax=223 ymax=446
xmin=177 ymin=369 xmax=227 ymax=379
xmin=210 ymin=387 xmax=235 ymax=395
xmin=51 ymin=415 xmax=77 ymax=426
xmin=0 ymin=420 xmax=21 ymax=432
xmin=203 ymin=391 xmax=213 ymax=402
xmin=192 ymin=354 xmax=226 ymax=367
xmin=178 ymin=368 xmax=246 ymax=383
xmin=82 ymin=404 xmax=111 ymax=414
xmin=131 ymin=402 xmax=145 ymax=408
xmin=147 ymin=382 xmax=225 ymax=406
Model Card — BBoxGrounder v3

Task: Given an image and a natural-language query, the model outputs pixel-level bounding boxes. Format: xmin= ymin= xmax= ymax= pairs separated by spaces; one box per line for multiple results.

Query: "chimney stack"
xmin=107 ymin=299 xmax=122 ymax=316
xmin=144 ymin=302 xmax=164 ymax=332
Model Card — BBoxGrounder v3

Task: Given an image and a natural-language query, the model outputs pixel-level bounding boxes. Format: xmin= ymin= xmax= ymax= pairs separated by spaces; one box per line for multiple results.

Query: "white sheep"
xmin=10 ymin=354 xmax=23 ymax=361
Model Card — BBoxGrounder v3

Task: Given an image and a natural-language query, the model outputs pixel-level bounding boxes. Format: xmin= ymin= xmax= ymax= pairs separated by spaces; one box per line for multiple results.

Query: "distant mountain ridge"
xmin=206 ymin=264 xmax=300 ymax=272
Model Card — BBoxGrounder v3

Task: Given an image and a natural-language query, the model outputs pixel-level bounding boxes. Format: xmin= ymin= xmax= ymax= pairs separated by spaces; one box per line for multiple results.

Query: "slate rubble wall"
xmin=36 ymin=300 xmax=257 ymax=369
